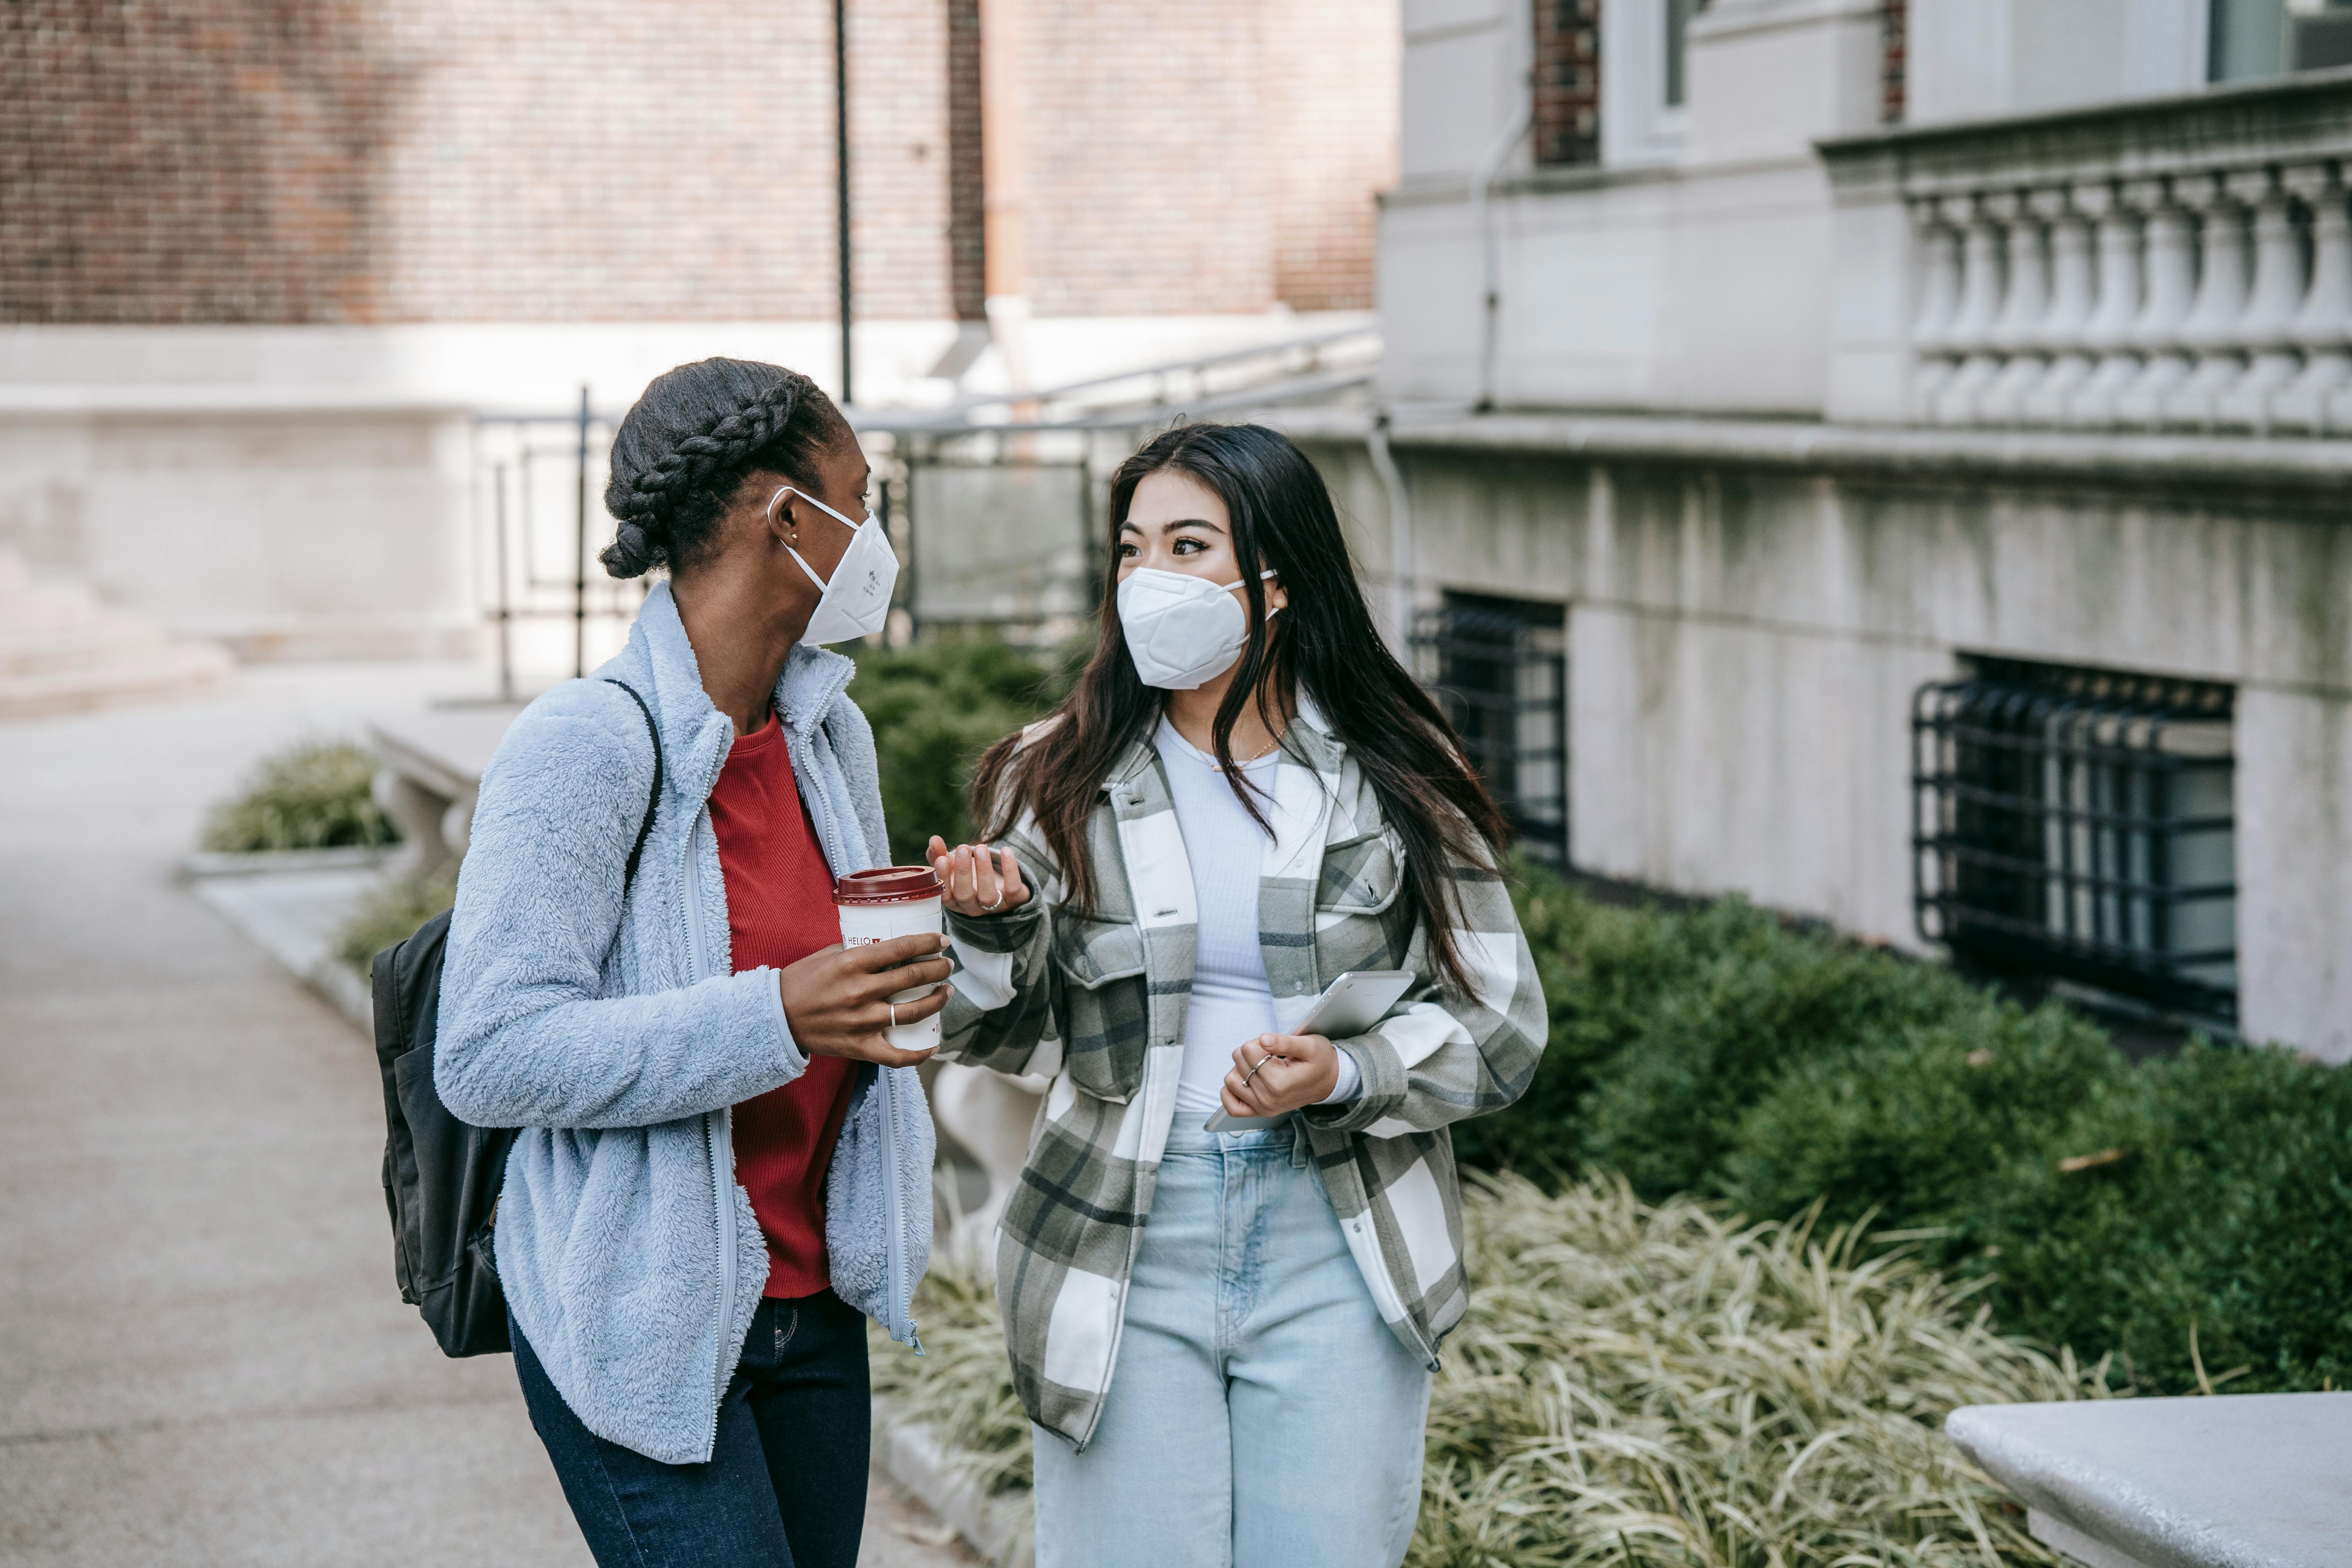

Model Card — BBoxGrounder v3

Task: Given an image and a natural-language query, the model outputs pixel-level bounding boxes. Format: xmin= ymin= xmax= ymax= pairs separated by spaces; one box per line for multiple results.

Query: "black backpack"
xmin=370 ymin=679 xmax=662 ymax=1357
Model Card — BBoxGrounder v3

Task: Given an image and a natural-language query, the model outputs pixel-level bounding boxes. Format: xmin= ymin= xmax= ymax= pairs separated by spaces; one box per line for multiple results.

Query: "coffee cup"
xmin=835 ymin=866 xmax=946 ymax=1054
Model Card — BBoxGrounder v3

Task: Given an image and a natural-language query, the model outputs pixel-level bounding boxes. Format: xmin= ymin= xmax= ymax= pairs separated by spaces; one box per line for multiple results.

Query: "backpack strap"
xmin=600 ymin=679 xmax=663 ymax=889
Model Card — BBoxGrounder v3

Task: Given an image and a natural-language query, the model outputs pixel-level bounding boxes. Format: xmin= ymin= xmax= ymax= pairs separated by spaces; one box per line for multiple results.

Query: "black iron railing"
xmin=1412 ymin=598 xmax=1568 ymax=869
xmin=1913 ymin=656 xmax=2238 ymax=1024
xmin=472 ymin=390 xmax=642 ymax=698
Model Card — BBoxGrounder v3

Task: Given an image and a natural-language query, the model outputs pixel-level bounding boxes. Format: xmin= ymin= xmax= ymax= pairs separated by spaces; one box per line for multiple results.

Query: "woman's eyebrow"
xmin=1118 ymin=517 xmax=1225 ymax=536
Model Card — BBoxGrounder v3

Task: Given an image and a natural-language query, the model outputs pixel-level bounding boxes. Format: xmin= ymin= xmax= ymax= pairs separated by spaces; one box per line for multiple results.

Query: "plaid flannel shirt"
xmin=939 ymin=699 xmax=1547 ymax=1448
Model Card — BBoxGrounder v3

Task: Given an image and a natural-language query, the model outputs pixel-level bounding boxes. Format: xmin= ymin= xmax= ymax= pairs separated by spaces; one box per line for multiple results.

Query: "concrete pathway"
xmin=0 ymin=665 xmax=970 ymax=1567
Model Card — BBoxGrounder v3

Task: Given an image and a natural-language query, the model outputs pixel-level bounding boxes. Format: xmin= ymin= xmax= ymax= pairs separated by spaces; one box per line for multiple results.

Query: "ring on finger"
xmin=888 ymin=1001 xmax=899 ymax=1029
xmin=982 ymin=886 xmax=1005 ymax=911
xmin=1241 ymin=1051 xmax=1270 ymax=1086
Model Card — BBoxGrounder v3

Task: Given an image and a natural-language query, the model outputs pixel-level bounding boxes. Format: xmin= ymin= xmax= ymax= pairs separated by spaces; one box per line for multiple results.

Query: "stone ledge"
xmin=872 ymin=1401 xmax=1033 ymax=1568
xmin=1269 ymin=405 xmax=2352 ymax=496
xmin=186 ymin=855 xmax=381 ymax=1034
xmin=0 ymin=385 xmax=473 ymax=417
xmin=1945 ymin=1392 xmax=2352 ymax=1568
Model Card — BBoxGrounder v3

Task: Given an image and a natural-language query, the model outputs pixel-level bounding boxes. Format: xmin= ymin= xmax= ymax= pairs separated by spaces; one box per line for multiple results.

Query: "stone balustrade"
xmin=1824 ymin=69 xmax=2352 ymax=433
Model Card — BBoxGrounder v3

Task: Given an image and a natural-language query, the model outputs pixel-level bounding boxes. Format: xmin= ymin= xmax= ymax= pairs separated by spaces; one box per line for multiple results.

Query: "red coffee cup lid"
xmin=835 ymin=866 xmax=944 ymax=904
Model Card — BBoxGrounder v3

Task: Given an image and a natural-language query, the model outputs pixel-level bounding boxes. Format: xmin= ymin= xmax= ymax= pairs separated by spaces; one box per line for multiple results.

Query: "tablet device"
xmin=1203 ymin=969 xmax=1415 ymax=1132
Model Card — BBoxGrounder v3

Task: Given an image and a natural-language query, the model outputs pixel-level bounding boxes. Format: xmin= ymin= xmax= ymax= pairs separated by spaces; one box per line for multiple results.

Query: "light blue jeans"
xmin=1032 ymin=1121 xmax=1433 ymax=1568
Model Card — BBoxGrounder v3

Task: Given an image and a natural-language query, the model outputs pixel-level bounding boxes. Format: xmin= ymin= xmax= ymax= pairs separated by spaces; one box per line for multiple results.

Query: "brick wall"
xmin=1014 ymin=0 xmax=1394 ymax=318
xmin=1261 ymin=0 xmax=1399 ymax=311
xmin=2 ymin=3 xmax=404 ymax=323
xmin=946 ymin=0 xmax=985 ymax=318
xmin=1 ymin=0 xmax=1390 ymax=325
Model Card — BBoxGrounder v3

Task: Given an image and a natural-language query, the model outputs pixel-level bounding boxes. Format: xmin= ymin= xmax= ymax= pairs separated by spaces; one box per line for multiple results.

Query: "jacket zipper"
xmin=787 ymin=726 xmax=918 ymax=1347
xmin=679 ymin=771 xmax=739 ymax=1444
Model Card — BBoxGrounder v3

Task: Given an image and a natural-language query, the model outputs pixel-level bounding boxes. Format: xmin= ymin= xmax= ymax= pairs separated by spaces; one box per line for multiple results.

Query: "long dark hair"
xmin=970 ymin=422 xmax=1512 ymax=996
xmin=600 ymin=357 xmax=852 ymax=578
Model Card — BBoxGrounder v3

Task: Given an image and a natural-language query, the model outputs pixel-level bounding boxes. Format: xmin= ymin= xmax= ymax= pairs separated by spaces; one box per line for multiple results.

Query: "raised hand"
xmin=1221 ymin=1033 xmax=1340 ymax=1118
xmin=777 ymin=933 xmax=951 ymax=1067
xmin=926 ymin=836 xmax=1033 ymax=918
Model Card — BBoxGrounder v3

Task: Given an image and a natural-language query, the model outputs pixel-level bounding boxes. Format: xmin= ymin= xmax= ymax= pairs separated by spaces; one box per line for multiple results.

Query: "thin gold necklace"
xmin=1168 ymin=717 xmax=1282 ymax=764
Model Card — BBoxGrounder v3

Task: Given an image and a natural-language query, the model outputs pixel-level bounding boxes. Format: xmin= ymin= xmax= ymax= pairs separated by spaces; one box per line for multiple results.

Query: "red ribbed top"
xmin=707 ymin=713 xmax=858 ymax=1300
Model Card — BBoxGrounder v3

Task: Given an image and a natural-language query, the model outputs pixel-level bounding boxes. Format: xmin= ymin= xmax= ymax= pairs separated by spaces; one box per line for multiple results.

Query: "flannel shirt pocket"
xmin=1052 ymin=915 xmax=1150 ymax=1100
xmin=1318 ymin=828 xmax=1405 ymax=915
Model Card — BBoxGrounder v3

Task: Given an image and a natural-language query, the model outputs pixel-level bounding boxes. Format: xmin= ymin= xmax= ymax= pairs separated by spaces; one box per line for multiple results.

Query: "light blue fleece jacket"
xmin=435 ymin=580 xmax=933 ymax=1466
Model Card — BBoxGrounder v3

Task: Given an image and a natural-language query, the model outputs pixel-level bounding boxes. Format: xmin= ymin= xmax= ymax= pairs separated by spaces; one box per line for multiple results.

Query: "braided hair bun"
xmin=600 ymin=358 xmax=852 ymax=579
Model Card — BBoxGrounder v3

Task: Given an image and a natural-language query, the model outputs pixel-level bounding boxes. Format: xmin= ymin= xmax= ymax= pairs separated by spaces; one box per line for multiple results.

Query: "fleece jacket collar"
xmin=626 ymin=580 xmax=861 ymax=799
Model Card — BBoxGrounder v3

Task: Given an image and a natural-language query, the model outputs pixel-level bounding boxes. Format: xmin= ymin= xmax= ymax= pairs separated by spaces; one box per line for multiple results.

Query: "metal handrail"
xmin=854 ymin=326 xmax=1380 ymax=434
xmin=938 ymin=322 xmax=1373 ymax=407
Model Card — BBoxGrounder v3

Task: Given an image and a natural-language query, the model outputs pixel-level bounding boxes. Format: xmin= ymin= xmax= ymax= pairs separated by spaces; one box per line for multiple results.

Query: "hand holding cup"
xmin=777 ymin=934 xmax=949 ymax=1067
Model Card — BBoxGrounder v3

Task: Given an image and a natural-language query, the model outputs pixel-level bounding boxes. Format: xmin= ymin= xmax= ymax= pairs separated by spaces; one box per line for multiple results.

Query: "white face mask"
xmin=1116 ymin=566 xmax=1279 ymax=690
xmin=770 ymin=485 xmax=899 ymax=646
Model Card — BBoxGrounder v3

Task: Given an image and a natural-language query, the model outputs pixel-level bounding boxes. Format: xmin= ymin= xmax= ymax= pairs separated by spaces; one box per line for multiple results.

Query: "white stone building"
xmin=1281 ymin=0 xmax=2352 ymax=1058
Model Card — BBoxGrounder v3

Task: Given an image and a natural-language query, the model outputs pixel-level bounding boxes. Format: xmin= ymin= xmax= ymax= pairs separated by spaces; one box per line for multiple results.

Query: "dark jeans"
xmin=512 ymin=1291 xmax=871 ymax=1568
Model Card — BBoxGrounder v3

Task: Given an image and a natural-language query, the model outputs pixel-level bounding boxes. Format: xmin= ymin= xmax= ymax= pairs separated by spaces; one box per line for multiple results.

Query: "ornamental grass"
xmin=333 ymin=875 xmax=456 ymax=974
xmin=201 ymin=739 xmax=397 ymax=853
xmin=1409 ymin=1171 xmax=2094 ymax=1568
xmin=875 ymin=1172 xmax=2094 ymax=1567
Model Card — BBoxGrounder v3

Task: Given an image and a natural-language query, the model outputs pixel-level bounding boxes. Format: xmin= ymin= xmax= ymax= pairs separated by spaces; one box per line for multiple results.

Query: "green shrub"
xmin=1579 ymin=900 xmax=1990 ymax=1199
xmin=1979 ymin=1041 xmax=2352 ymax=1396
xmin=873 ymin=1173 xmax=2088 ymax=1568
xmin=848 ymin=635 xmax=1083 ymax=865
xmin=1452 ymin=871 xmax=1716 ymax=1177
xmin=201 ymin=740 xmax=398 ymax=853
xmin=334 ymin=877 xmax=455 ymax=975
xmin=1471 ymin=865 xmax=1996 ymax=1200
xmin=1717 ymin=1002 xmax=2127 ymax=1263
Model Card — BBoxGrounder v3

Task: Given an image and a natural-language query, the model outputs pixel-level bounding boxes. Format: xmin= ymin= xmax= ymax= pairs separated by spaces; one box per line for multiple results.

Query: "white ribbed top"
xmin=1154 ymin=719 xmax=1358 ymax=1115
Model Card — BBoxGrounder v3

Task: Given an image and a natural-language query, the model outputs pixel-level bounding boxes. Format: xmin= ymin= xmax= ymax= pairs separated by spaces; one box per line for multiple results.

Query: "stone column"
xmin=1932 ymin=192 xmax=2009 ymax=424
xmin=2214 ymin=165 xmax=2308 ymax=428
xmin=1979 ymin=188 xmax=2055 ymax=424
xmin=2063 ymin=177 xmax=2145 ymax=426
xmin=1907 ymin=192 xmax=1965 ymax=418
xmin=2020 ymin=181 xmax=2101 ymax=423
xmin=2274 ymin=162 xmax=2352 ymax=432
xmin=2158 ymin=169 xmax=2255 ymax=427
xmin=2109 ymin=175 xmax=2198 ymax=426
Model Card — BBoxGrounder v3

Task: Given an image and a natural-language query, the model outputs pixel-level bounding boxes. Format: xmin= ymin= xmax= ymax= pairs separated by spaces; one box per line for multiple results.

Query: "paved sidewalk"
xmin=0 ymin=666 xmax=969 ymax=1567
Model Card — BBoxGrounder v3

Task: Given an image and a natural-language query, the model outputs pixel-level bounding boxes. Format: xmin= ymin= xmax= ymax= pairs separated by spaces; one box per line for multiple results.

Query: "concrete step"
xmin=0 ymin=641 xmax=235 ymax=719
xmin=0 ymin=548 xmax=232 ymax=717
xmin=0 ymin=575 xmax=105 ymax=632
xmin=0 ymin=609 xmax=176 ymax=676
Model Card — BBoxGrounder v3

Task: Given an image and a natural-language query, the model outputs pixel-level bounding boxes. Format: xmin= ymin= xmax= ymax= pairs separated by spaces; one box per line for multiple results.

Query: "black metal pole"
xmin=834 ymin=0 xmax=854 ymax=406
xmin=574 ymin=385 xmax=589 ymax=680
xmin=900 ymin=450 xmax=919 ymax=641
xmin=494 ymin=460 xmax=514 ymax=701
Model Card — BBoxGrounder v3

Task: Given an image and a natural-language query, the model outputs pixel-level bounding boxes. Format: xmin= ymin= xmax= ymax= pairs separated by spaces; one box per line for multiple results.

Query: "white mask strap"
xmin=769 ymin=485 xmax=867 ymax=592
xmin=1231 ymin=567 xmax=1279 ymax=617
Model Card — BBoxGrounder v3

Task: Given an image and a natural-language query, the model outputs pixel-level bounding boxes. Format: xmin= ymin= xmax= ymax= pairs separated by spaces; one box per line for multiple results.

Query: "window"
xmin=1596 ymin=0 xmax=1707 ymax=165
xmin=1534 ymin=0 xmax=1602 ymax=167
xmin=1664 ymin=0 xmax=1706 ymax=106
xmin=1913 ymin=657 xmax=2238 ymax=1027
xmin=1412 ymin=595 xmax=1569 ymax=869
xmin=2209 ymin=0 xmax=2352 ymax=81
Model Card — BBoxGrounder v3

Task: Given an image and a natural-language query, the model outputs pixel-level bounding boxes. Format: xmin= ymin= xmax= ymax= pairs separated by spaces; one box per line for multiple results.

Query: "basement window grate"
xmin=1413 ymin=595 xmax=1568 ymax=871
xmin=1912 ymin=656 xmax=2238 ymax=1026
